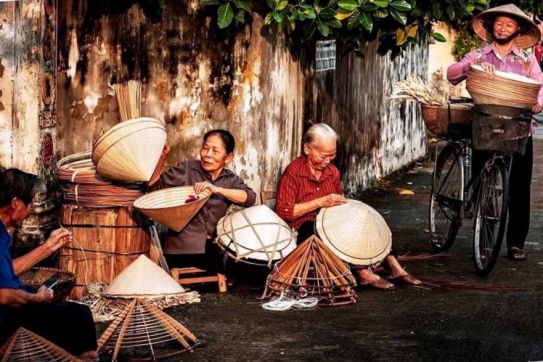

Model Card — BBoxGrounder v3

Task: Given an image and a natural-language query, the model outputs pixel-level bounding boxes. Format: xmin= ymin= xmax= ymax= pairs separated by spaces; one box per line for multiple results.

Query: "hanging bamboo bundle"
xmin=56 ymin=151 xmax=144 ymax=208
xmin=59 ymin=204 xmax=151 ymax=299
xmin=0 ymin=328 xmax=80 ymax=362
xmin=113 ymin=80 xmax=141 ymax=121
xmin=98 ymin=299 xmax=199 ymax=361
xmin=264 ymin=235 xmax=357 ymax=307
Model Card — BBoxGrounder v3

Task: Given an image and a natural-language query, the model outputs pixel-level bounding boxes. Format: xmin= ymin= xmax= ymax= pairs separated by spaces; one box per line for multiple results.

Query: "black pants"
xmin=472 ymin=137 xmax=533 ymax=250
xmin=1 ymin=302 xmax=97 ymax=356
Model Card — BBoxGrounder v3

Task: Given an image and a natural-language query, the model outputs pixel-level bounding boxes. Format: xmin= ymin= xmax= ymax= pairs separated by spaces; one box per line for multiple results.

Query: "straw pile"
xmin=0 ymin=328 xmax=80 ymax=362
xmin=98 ymin=299 xmax=199 ymax=361
xmin=56 ymin=151 xmax=144 ymax=208
xmin=391 ymin=76 xmax=448 ymax=105
xmin=264 ymin=236 xmax=357 ymax=307
xmin=113 ymin=80 xmax=141 ymax=121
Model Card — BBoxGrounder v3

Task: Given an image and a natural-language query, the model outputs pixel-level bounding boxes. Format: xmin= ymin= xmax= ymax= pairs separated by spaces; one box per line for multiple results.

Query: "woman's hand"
xmin=194 ymin=181 xmax=220 ymax=194
xmin=33 ymin=285 xmax=54 ymax=303
xmin=43 ymin=228 xmax=72 ymax=254
xmin=318 ymin=194 xmax=347 ymax=208
xmin=478 ymin=62 xmax=496 ymax=74
xmin=532 ymin=103 xmax=543 ymax=113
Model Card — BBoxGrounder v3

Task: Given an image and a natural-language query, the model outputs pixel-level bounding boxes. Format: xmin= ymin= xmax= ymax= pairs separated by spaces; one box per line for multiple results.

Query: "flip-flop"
xmin=390 ymin=273 xmax=422 ymax=286
xmin=361 ymin=277 xmax=396 ymax=291
xmin=507 ymin=247 xmax=527 ymax=261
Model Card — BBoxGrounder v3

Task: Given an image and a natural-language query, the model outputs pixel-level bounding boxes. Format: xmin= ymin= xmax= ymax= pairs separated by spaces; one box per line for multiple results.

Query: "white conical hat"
xmin=104 ymin=255 xmax=184 ymax=298
xmin=316 ymin=199 xmax=392 ymax=266
xmin=216 ymin=205 xmax=297 ymax=266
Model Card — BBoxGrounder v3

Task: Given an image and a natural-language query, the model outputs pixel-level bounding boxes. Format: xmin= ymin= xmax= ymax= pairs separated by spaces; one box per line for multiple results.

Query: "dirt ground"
xmin=98 ymin=137 xmax=543 ymax=362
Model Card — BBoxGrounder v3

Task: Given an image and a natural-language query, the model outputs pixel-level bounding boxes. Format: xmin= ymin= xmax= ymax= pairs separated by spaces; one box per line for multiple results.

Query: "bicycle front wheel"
xmin=473 ymin=160 xmax=509 ymax=276
xmin=429 ymin=144 xmax=464 ymax=251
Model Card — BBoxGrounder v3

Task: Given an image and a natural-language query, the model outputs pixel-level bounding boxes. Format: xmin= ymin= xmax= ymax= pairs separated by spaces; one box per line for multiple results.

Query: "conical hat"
xmin=216 ymin=205 xmax=297 ymax=266
xmin=104 ymin=255 xmax=185 ymax=298
xmin=92 ymin=117 xmax=167 ymax=182
xmin=471 ymin=4 xmax=540 ymax=49
xmin=315 ymin=199 xmax=392 ymax=266
xmin=0 ymin=327 xmax=80 ymax=362
xmin=133 ymin=186 xmax=211 ymax=232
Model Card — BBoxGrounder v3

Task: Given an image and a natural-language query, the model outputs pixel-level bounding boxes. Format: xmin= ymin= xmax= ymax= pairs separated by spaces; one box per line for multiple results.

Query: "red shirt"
xmin=275 ymin=156 xmax=342 ymax=230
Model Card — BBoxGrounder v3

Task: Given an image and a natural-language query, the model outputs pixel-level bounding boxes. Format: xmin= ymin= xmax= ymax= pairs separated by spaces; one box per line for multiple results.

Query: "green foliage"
xmin=452 ymin=29 xmax=482 ymax=60
xmin=199 ymin=0 xmax=493 ymax=56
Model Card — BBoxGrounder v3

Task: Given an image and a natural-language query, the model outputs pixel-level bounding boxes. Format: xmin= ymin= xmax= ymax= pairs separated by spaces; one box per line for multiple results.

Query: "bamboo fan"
xmin=133 ymin=186 xmax=211 ymax=232
xmin=98 ymin=299 xmax=199 ymax=361
xmin=215 ymin=205 xmax=297 ymax=267
xmin=113 ymin=80 xmax=142 ymax=121
xmin=92 ymin=118 xmax=167 ymax=182
xmin=315 ymin=199 xmax=392 ymax=266
xmin=264 ymin=236 xmax=357 ymax=307
xmin=0 ymin=327 xmax=81 ymax=362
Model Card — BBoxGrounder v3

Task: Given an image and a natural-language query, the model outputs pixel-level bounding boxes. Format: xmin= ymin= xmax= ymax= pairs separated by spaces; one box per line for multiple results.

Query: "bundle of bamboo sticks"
xmin=264 ymin=235 xmax=357 ymax=306
xmin=113 ymin=80 xmax=141 ymax=121
xmin=391 ymin=75 xmax=448 ymax=105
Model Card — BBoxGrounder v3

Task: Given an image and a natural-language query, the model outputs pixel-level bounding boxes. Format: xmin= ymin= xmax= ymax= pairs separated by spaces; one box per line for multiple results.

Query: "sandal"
xmin=361 ymin=277 xmax=396 ymax=291
xmin=390 ymin=273 xmax=422 ymax=286
xmin=507 ymin=247 xmax=527 ymax=261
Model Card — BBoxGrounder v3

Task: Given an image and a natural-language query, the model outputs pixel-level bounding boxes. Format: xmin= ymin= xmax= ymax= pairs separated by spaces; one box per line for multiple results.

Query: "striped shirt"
xmin=275 ymin=156 xmax=342 ymax=230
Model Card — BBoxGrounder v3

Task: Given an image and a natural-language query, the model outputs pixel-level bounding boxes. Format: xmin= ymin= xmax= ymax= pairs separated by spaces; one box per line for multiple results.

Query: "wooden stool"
xmin=170 ymin=267 xmax=227 ymax=293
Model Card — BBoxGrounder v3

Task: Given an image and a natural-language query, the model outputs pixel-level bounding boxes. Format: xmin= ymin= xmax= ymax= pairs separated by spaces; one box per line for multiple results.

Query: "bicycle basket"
xmin=421 ymin=103 xmax=472 ymax=138
xmin=471 ymin=111 xmax=531 ymax=155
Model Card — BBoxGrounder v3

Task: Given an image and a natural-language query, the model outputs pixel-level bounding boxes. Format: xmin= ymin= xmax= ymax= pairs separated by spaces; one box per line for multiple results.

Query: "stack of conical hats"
xmin=98 ymin=299 xmax=199 ymax=361
xmin=0 ymin=327 xmax=80 ymax=362
xmin=264 ymin=236 xmax=356 ymax=306
xmin=134 ymin=186 xmax=211 ymax=232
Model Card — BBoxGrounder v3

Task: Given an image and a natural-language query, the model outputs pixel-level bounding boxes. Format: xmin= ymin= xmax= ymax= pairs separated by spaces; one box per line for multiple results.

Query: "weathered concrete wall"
xmin=311 ymin=41 xmax=428 ymax=195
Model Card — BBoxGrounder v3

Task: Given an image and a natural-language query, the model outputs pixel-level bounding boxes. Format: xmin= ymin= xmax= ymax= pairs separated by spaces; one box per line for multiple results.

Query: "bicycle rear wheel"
xmin=473 ymin=160 xmax=509 ymax=276
xmin=429 ymin=144 xmax=464 ymax=251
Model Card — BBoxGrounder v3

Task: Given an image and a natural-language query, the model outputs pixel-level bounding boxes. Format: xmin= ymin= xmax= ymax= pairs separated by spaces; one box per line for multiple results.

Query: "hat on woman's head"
xmin=471 ymin=4 xmax=541 ymax=49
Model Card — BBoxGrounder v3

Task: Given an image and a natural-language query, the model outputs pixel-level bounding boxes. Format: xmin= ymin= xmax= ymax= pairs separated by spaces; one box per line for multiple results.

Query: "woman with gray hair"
xmin=275 ymin=123 xmax=420 ymax=290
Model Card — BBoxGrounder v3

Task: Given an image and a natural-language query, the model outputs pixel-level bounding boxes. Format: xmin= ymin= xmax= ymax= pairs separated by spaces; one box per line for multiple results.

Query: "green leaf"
xmin=276 ymin=0 xmax=288 ymax=11
xmin=362 ymin=2 xmax=378 ymax=11
xmin=316 ymin=21 xmax=330 ymax=37
xmin=303 ymin=7 xmax=317 ymax=19
xmin=217 ymin=3 xmax=234 ymax=28
xmin=235 ymin=10 xmax=245 ymax=23
xmin=358 ymin=12 xmax=373 ymax=32
xmin=390 ymin=7 xmax=407 ymax=25
xmin=273 ymin=11 xmax=285 ymax=23
xmin=327 ymin=18 xmax=342 ymax=28
xmin=338 ymin=0 xmax=359 ymax=11
xmin=233 ymin=0 xmax=252 ymax=13
xmin=373 ymin=0 xmax=389 ymax=7
xmin=264 ymin=12 xmax=273 ymax=25
xmin=446 ymin=5 xmax=454 ymax=20
xmin=390 ymin=0 xmax=412 ymax=12
xmin=431 ymin=32 xmax=446 ymax=42
xmin=374 ymin=8 xmax=388 ymax=18
xmin=347 ymin=10 xmax=360 ymax=29
xmin=466 ymin=4 xmax=475 ymax=12
xmin=319 ymin=7 xmax=336 ymax=19
xmin=475 ymin=0 xmax=487 ymax=4
xmin=201 ymin=0 xmax=220 ymax=5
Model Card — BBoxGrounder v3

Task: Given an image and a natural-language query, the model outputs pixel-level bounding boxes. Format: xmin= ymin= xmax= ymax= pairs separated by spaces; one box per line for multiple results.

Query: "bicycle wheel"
xmin=473 ymin=160 xmax=509 ymax=276
xmin=429 ymin=144 xmax=464 ymax=251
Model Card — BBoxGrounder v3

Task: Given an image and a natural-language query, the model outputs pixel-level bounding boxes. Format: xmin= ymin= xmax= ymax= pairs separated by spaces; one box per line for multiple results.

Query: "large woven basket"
xmin=133 ymin=186 xmax=211 ymax=232
xmin=92 ymin=117 xmax=167 ymax=182
xmin=19 ymin=267 xmax=75 ymax=302
xmin=421 ymin=103 xmax=472 ymax=138
xmin=466 ymin=65 xmax=541 ymax=110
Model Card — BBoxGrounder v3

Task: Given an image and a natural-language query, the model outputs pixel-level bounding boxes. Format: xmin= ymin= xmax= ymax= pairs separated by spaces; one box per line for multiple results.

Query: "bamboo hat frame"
xmin=215 ymin=205 xmax=297 ymax=267
xmin=133 ymin=186 xmax=211 ymax=232
xmin=92 ymin=117 xmax=167 ymax=182
xmin=315 ymin=199 xmax=392 ymax=266
xmin=104 ymin=255 xmax=185 ymax=298
xmin=0 ymin=328 xmax=80 ymax=362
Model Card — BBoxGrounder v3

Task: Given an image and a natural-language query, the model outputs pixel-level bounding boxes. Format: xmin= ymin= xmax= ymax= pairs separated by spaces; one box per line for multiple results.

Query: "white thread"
xmin=261 ymin=290 xmax=319 ymax=311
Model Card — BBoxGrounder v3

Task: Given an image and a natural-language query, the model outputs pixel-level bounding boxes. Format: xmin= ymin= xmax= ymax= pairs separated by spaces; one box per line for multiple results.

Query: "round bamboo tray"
xmin=466 ymin=65 xmax=541 ymax=109
xmin=92 ymin=117 xmax=167 ymax=182
xmin=19 ymin=267 xmax=75 ymax=302
xmin=133 ymin=186 xmax=211 ymax=232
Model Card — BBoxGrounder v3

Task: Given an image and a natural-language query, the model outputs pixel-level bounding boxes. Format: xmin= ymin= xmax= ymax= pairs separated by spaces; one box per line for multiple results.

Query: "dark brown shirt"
xmin=154 ymin=160 xmax=256 ymax=254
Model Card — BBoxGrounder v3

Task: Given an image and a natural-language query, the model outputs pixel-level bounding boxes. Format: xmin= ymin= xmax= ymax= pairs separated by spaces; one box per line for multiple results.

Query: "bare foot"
xmin=78 ymin=350 xmax=99 ymax=362
xmin=390 ymin=272 xmax=422 ymax=286
xmin=356 ymin=269 xmax=395 ymax=290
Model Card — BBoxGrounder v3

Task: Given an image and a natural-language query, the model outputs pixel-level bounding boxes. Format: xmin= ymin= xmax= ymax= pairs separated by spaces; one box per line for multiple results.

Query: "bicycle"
xmin=428 ymin=105 xmax=531 ymax=275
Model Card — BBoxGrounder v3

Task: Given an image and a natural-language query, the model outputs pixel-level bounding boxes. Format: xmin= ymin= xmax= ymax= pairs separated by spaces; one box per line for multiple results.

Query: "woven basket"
xmin=92 ymin=117 xmax=167 ymax=182
xmin=19 ymin=267 xmax=75 ymax=302
xmin=466 ymin=66 xmax=541 ymax=109
xmin=471 ymin=110 xmax=531 ymax=155
xmin=133 ymin=186 xmax=211 ymax=232
xmin=421 ymin=103 xmax=472 ymax=138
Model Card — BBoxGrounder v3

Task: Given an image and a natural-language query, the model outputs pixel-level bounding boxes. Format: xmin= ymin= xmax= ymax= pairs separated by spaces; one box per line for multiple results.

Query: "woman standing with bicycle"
xmin=447 ymin=4 xmax=543 ymax=261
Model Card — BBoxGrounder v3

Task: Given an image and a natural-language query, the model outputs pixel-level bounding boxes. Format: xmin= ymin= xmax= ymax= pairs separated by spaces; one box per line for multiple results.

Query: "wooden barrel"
xmin=59 ymin=204 xmax=150 ymax=299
